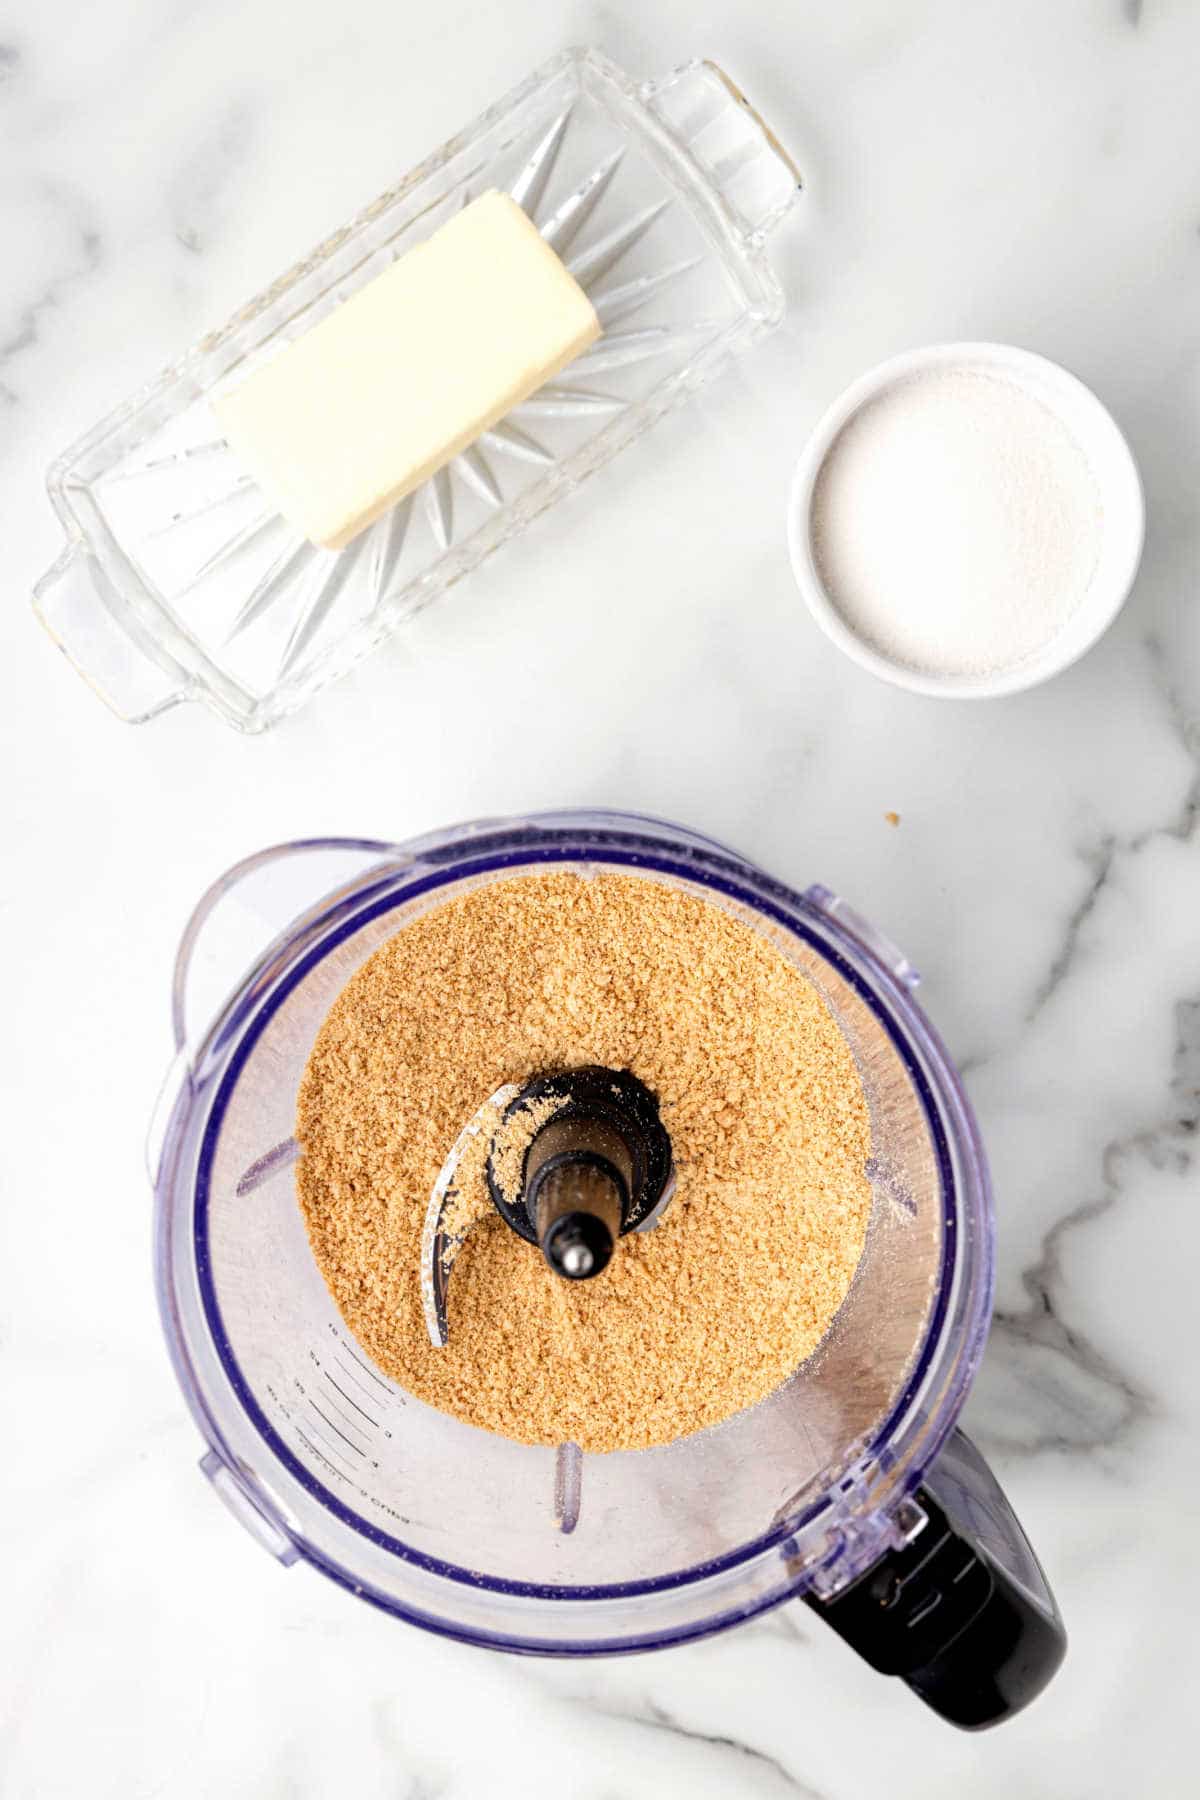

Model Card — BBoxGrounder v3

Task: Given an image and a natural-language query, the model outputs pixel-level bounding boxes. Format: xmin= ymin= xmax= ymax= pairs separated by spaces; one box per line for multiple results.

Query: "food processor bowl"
xmin=150 ymin=811 xmax=1064 ymax=1725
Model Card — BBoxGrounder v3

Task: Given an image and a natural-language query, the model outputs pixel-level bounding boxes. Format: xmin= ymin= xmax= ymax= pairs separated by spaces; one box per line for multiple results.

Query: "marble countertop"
xmin=3 ymin=0 xmax=1199 ymax=1793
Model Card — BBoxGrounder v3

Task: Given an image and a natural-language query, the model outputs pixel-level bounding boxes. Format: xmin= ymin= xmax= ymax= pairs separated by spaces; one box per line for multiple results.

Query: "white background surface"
xmin=3 ymin=1 xmax=1199 ymax=1794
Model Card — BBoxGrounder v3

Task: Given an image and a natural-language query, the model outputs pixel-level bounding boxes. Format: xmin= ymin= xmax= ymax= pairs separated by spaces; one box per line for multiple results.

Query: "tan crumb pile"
xmin=487 ymin=1093 xmax=560 ymax=1213
xmin=432 ymin=1094 xmax=509 ymax=1244
xmin=296 ymin=871 xmax=872 ymax=1453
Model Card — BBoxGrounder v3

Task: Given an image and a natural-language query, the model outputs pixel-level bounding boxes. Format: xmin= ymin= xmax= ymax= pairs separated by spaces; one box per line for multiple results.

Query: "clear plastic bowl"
xmin=151 ymin=811 xmax=999 ymax=1650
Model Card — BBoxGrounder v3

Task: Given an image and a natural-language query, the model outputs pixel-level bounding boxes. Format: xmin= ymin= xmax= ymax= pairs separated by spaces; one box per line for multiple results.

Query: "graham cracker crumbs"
xmin=296 ymin=871 xmax=872 ymax=1453
xmin=434 ymin=1096 xmax=505 ymax=1248
xmin=489 ymin=1093 xmax=560 ymax=1209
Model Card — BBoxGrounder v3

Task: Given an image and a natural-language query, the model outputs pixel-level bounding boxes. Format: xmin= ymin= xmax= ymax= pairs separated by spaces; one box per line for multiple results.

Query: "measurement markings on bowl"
xmin=234 ymin=1135 xmax=408 ymax=1495
xmin=305 ymin=1329 xmax=401 ymax=1471
xmin=266 ymin=1324 xmax=403 ymax=1493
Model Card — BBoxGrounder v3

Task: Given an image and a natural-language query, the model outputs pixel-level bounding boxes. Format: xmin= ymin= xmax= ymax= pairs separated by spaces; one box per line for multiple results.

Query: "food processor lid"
xmin=151 ymin=815 xmax=1064 ymax=1723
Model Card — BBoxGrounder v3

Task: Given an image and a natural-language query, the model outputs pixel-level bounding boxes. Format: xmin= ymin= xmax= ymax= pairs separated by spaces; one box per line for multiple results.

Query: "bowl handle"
xmin=807 ymin=1429 xmax=1066 ymax=1728
xmin=33 ymin=541 xmax=188 ymax=723
xmin=169 ymin=838 xmax=399 ymax=1056
xmin=146 ymin=838 xmax=400 ymax=1187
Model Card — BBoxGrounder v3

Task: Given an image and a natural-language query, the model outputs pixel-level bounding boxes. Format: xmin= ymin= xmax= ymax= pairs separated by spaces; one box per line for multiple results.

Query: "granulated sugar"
xmin=296 ymin=871 xmax=871 ymax=1453
xmin=811 ymin=367 xmax=1102 ymax=676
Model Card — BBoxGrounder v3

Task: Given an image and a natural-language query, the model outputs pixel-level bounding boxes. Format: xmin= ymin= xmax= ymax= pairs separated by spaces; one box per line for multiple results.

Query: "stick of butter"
xmin=214 ymin=190 xmax=601 ymax=551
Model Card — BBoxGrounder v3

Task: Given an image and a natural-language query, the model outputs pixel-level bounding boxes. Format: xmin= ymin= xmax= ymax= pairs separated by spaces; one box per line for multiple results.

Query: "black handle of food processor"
xmin=805 ymin=1429 xmax=1066 ymax=1729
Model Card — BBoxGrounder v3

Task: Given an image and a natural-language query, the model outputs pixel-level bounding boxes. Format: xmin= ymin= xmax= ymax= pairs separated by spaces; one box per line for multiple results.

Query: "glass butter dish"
xmin=34 ymin=49 xmax=801 ymax=732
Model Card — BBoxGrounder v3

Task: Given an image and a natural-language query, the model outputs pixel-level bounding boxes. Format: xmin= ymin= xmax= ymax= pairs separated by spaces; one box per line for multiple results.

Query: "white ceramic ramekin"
xmin=786 ymin=342 xmax=1145 ymax=698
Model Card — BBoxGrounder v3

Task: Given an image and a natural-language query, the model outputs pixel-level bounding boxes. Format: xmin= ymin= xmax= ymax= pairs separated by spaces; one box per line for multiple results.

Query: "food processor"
xmin=150 ymin=810 xmax=1065 ymax=1726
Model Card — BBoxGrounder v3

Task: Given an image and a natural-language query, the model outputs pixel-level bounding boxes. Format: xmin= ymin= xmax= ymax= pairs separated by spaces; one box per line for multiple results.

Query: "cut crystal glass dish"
xmin=34 ymin=49 xmax=801 ymax=731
